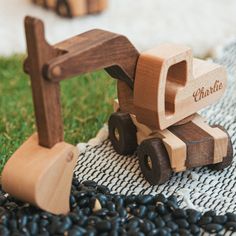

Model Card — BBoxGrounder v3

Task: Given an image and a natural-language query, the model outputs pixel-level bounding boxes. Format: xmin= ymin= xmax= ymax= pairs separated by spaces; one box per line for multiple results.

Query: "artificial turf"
xmin=0 ymin=55 xmax=117 ymax=172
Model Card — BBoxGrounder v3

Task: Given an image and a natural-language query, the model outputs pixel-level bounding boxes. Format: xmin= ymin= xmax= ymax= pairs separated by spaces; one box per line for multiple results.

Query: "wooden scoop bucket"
xmin=1 ymin=17 xmax=78 ymax=215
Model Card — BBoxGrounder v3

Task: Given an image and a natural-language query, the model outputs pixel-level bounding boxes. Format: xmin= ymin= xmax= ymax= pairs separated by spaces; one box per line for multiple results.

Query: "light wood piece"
xmin=32 ymin=0 xmax=108 ymax=17
xmin=134 ymin=44 xmax=227 ymax=130
xmin=2 ymin=134 xmax=78 ymax=215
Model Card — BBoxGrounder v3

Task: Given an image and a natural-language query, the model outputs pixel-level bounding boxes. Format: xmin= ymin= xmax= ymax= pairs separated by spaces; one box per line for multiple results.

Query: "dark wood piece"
xmin=42 ymin=28 xmax=139 ymax=113
xmin=108 ymin=112 xmax=137 ymax=155
xmin=24 ymin=16 xmax=63 ymax=148
xmin=208 ymin=125 xmax=233 ymax=170
xmin=137 ymin=138 xmax=172 ymax=185
xmin=24 ymin=16 xmax=139 ymax=147
xmin=56 ymin=0 xmax=72 ymax=17
xmin=44 ymin=29 xmax=139 ymax=88
xmin=168 ymin=121 xmax=214 ymax=168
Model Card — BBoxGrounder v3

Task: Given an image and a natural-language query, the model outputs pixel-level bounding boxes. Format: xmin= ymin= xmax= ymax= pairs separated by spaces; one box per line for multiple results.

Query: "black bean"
xmin=82 ymin=180 xmax=97 ymax=188
xmin=9 ymin=219 xmax=18 ymax=230
xmin=166 ymin=221 xmax=178 ymax=232
xmin=137 ymin=195 xmax=154 ymax=205
xmin=0 ymin=214 xmax=8 ymax=225
xmin=0 ymin=196 xmax=7 ymax=206
xmin=96 ymin=220 xmax=112 ymax=232
xmin=82 ymin=207 xmax=92 ymax=215
xmin=78 ymin=197 xmax=89 ymax=207
xmin=198 ymin=216 xmax=212 ymax=225
xmin=162 ymin=213 xmax=172 ymax=223
xmin=155 ymin=217 xmax=165 ymax=227
xmin=125 ymin=195 xmax=136 ymax=204
xmin=94 ymin=209 xmax=109 ymax=217
xmin=166 ymin=200 xmax=178 ymax=211
xmin=114 ymin=196 xmax=125 ymax=209
xmin=186 ymin=209 xmax=201 ymax=224
xmin=204 ymin=223 xmax=223 ymax=233
xmin=97 ymin=185 xmax=110 ymax=194
xmin=171 ymin=233 xmax=180 ymax=236
xmin=148 ymin=228 xmax=159 ymax=236
xmin=70 ymin=195 xmax=77 ymax=208
xmin=178 ymin=228 xmax=191 ymax=236
xmin=68 ymin=226 xmax=86 ymax=236
xmin=57 ymin=216 xmax=72 ymax=233
xmin=128 ymin=231 xmax=145 ymax=236
xmin=127 ymin=218 xmax=140 ymax=229
xmin=117 ymin=206 xmax=127 ymax=218
xmin=225 ymin=221 xmax=236 ymax=231
xmin=0 ymin=225 xmax=10 ymax=236
xmin=173 ymin=209 xmax=187 ymax=219
xmin=109 ymin=230 xmax=119 ymax=236
xmin=174 ymin=219 xmax=189 ymax=228
xmin=107 ymin=201 xmax=116 ymax=212
xmin=85 ymin=226 xmax=96 ymax=235
xmin=190 ymin=224 xmax=200 ymax=235
xmin=40 ymin=212 xmax=52 ymax=220
xmin=203 ymin=210 xmax=216 ymax=217
xmin=76 ymin=191 xmax=88 ymax=199
xmin=72 ymin=178 xmax=80 ymax=187
xmin=168 ymin=195 xmax=178 ymax=204
xmin=28 ymin=221 xmax=38 ymax=235
xmin=158 ymin=228 xmax=171 ymax=236
xmin=213 ymin=215 xmax=227 ymax=224
xmin=226 ymin=213 xmax=236 ymax=222
xmin=0 ymin=206 xmax=6 ymax=216
xmin=147 ymin=211 xmax=157 ymax=221
xmin=133 ymin=205 xmax=147 ymax=218
xmin=140 ymin=219 xmax=155 ymax=233
xmin=155 ymin=193 xmax=167 ymax=204
xmin=107 ymin=211 xmax=119 ymax=218
xmin=156 ymin=203 xmax=168 ymax=215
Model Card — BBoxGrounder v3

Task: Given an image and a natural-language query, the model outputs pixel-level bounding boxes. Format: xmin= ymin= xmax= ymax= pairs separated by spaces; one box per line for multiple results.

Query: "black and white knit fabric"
xmin=74 ymin=42 xmax=236 ymax=215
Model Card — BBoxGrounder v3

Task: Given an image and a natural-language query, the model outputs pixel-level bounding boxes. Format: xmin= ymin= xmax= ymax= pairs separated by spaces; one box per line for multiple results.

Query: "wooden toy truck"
xmin=1 ymin=16 xmax=233 ymax=214
xmin=32 ymin=0 xmax=107 ymax=17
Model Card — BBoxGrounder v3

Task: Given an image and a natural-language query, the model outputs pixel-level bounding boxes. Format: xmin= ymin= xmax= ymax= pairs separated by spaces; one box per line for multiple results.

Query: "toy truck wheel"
xmin=56 ymin=0 xmax=72 ymax=17
xmin=208 ymin=125 xmax=233 ymax=170
xmin=108 ymin=112 xmax=137 ymax=155
xmin=137 ymin=138 xmax=172 ymax=185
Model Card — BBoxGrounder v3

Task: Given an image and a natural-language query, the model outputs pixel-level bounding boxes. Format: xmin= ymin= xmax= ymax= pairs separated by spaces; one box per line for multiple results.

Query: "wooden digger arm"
xmin=43 ymin=29 xmax=139 ymax=88
xmin=24 ymin=16 xmax=139 ymax=148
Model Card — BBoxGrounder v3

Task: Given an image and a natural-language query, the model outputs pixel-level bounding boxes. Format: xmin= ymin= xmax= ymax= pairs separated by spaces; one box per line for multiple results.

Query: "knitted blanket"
xmin=75 ymin=42 xmax=236 ymax=215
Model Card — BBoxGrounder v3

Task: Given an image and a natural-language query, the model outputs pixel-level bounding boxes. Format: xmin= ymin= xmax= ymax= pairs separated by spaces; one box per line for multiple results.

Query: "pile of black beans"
xmin=0 ymin=178 xmax=236 ymax=236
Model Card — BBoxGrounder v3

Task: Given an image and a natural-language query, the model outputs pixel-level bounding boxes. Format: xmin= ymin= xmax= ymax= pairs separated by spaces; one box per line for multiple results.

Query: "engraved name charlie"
xmin=193 ymin=80 xmax=223 ymax=102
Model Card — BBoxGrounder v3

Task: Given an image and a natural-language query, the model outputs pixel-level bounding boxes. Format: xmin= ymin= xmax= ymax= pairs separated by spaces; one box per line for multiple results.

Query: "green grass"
xmin=0 ymin=55 xmax=117 ymax=172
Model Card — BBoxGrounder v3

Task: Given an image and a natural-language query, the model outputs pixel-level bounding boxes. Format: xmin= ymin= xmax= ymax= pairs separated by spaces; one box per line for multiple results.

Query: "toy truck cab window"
xmin=165 ymin=60 xmax=187 ymax=117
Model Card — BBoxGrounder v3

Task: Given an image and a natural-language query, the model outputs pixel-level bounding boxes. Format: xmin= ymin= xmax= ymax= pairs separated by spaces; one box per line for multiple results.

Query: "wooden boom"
xmin=23 ymin=16 xmax=139 ymax=148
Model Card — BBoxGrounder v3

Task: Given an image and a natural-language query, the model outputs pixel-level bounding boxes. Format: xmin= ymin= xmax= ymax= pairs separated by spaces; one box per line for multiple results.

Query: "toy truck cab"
xmin=109 ymin=44 xmax=233 ymax=185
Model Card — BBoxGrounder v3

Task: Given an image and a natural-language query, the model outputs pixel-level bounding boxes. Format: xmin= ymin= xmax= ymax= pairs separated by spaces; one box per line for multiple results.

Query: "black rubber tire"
xmin=137 ymin=138 xmax=172 ymax=185
xmin=208 ymin=125 xmax=234 ymax=170
xmin=56 ymin=0 xmax=72 ymax=18
xmin=108 ymin=112 xmax=137 ymax=155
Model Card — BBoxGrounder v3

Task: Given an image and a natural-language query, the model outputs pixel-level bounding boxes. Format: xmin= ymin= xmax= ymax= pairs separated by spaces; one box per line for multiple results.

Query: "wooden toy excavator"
xmin=32 ymin=0 xmax=108 ymax=17
xmin=2 ymin=16 xmax=233 ymax=214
